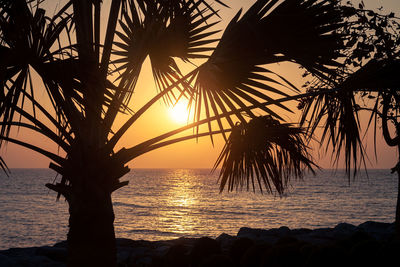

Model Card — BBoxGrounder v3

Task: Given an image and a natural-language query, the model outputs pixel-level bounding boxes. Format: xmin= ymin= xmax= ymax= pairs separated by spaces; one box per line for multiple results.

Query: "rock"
xmin=216 ymin=233 xmax=236 ymax=252
xmin=269 ymin=226 xmax=291 ymax=236
xmin=228 ymin=237 xmax=254 ymax=263
xmin=379 ymin=239 xmax=400 ymax=266
xmin=128 ymin=246 xmax=150 ymax=260
xmin=116 ymin=238 xmax=138 ymax=248
xmin=357 ymin=221 xmax=394 ymax=240
xmin=1 ymin=247 xmax=37 ymax=258
xmin=237 ymin=226 xmax=291 ymax=244
xmin=306 ymin=243 xmax=348 ymax=267
xmin=117 ymin=249 xmax=131 ymax=264
xmin=348 ymin=239 xmax=381 ymax=267
xmin=1 ymin=221 xmax=396 ymax=266
xmin=290 ymin=228 xmax=312 ymax=236
xmin=302 ymin=228 xmax=337 ymax=244
xmin=199 ymin=253 xmax=233 ymax=267
xmin=53 ymin=241 xmax=67 ymax=248
xmin=117 ymin=238 xmax=152 ymax=248
xmin=237 ymin=227 xmax=275 ymax=243
xmin=152 ymin=245 xmax=170 ymax=257
xmin=262 ymin=239 xmax=307 ymax=267
xmin=164 ymin=244 xmax=190 ymax=267
xmin=135 ymin=256 xmax=152 ymax=266
xmin=27 ymin=255 xmax=66 ymax=267
xmin=190 ymin=237 xmax=221 ymax=267
xmin=168 ymin=237 xmax=197 ymax=247
xmin=0 ymin=254 xmax=16 ymax=267
xmin=334 ymin=222 xmax=357 ymax=233
xmin=36 ymin=246 xmax=67 ymax=262
xmin=240 ymin=243 xmax=272 ymax=267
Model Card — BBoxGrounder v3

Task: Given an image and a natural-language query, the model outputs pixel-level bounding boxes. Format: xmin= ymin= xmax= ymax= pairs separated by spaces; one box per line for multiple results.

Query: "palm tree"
xmin=0 ymin=0 xmax=392 ymax=265
xmin=298 ymin=5 xmax=400 ymax=233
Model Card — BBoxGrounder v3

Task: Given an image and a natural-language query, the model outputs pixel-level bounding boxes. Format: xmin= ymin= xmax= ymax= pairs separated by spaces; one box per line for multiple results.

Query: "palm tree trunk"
xmin=67 ymin=187 xmax=117 ymax=267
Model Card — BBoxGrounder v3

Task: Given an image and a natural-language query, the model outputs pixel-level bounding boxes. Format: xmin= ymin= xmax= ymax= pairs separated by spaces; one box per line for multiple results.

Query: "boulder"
xmin=0 ymin=254 xmax=16 ymax=267
xmin=357 ymin=221 xmax=394 ymax=241
xmin=36 ymin=246 xmax=67 ymax=262
xmin=199 ymin=253 xmax=233 ymax=267
xmin=190 ymin=237 xmax=221 ymax=266
xmin=164 ymin=244 xmax=190 ymax=267
xmin=228 ymin=237 xmax=254 ymax=263
xmin=216 ymin=233 xmax=237 ymax=252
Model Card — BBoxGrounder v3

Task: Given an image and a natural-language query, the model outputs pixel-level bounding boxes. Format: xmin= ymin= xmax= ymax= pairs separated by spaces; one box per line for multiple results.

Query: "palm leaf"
xmin=0 ymin=1 xmax=72 ymax=138
xmin=300 ymin=89 xmax=366 ymax=176
xmin=113 ymin=0 xmax=220 ymax=104
xmin=215 ymin=115 xmax=316 ymax=194
xmin=258 ymin=0 xmax=348 ymax=78
xmin=300 ymin=57 xmax=400 ymax=177
xmin=181 ymin=0 xmax=349 ymax=137
xmin=0 ymin=156 xmax=10 ymax=176
xmin=126 ymin=0 xmax=227 ymax=19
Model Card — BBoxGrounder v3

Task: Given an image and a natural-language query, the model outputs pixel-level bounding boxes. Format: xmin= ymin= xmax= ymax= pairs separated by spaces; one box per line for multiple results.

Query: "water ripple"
xmin=0 ymin=168 xmax=397 ymax=249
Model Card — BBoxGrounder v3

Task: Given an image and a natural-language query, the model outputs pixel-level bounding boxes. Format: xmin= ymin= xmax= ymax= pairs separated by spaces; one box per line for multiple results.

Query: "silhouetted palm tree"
xmin=1 ymin=0 xmax=394 ymax=265
xmin=298 ymin=6 xmax=400 ymax=233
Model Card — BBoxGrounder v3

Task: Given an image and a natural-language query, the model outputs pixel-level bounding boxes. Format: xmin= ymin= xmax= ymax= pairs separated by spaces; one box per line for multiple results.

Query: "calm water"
xmin=0 ymin=168 xmax=397 ymax=249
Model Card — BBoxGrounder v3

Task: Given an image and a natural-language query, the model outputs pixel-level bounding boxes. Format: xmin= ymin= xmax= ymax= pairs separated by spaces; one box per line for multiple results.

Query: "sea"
xmin=0 ymin=168 xmax=397 ymax=249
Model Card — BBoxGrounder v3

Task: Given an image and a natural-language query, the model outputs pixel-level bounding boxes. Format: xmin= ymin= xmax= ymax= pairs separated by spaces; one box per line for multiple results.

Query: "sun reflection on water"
xmin=157 ymin=169 xmax=201 ymax=235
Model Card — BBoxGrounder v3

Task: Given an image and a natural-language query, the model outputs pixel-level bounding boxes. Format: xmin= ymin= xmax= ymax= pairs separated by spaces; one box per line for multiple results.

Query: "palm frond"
xmin=299 ymin=88 xmax=365 ymax=177
xmin=125 ymin=0 xmax=228 ymax=19
xmin=0 ymin=156 xmax=10 ymax=176
xmin=0 ymin=1 xmax=72 ymax=140
xmin=304 ymin=91 xmax=363 ymax=175
xmin=258 ymin=0 xmax=348 ymax=78
xmin=300 ymin=57 xmax=400 ymax=176
xmin=113 ymin=0 xmax=219 ymax=104
xmin=181 ymin=0 xmax=349 ymax=138
xmin=215 ymin=116 xmax=316 ymax=194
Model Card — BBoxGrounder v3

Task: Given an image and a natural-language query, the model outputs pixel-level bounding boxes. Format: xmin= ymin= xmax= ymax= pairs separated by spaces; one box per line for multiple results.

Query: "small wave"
xmin=113 ymin=202 xmax=148 ymax=209
xmin=191 ymin=208 xmax=253 ymax=217
xmin=128 ymin=229 xmax=181 ymax=237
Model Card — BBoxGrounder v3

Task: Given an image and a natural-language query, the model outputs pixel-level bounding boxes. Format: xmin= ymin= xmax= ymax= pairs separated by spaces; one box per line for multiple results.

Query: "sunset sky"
xmin=1 ymin=0 xmax=400 ymax=170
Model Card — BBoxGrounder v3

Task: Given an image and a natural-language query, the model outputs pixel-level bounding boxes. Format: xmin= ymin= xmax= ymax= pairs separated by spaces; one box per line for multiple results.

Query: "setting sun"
xmin=169 ymin=99 xmax=190 ymax=124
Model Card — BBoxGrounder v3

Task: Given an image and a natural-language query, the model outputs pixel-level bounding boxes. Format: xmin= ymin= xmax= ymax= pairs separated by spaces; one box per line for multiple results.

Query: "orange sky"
xmin=1 ymin=0 xmax=400 ymax=170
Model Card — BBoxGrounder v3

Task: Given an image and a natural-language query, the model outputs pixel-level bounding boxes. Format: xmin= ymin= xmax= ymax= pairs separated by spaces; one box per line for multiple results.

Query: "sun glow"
xmin=169 ymin=99 xmax=190 ymax=124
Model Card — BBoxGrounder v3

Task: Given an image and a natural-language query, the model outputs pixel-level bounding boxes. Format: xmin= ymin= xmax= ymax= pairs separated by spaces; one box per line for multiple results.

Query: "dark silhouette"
xmin=0 ymin=0 xmax=398 ymax=266
xmin=298 ymin=4 xmax=400 ymax=235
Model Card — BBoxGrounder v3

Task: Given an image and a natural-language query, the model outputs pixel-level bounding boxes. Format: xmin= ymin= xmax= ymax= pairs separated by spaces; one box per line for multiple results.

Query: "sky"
xmin=1 ymin=0 xmax=400 ymax=170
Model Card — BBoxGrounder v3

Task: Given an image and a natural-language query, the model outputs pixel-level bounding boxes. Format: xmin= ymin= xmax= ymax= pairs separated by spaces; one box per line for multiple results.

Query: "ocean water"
xmin=0 ymin=168 xmax=397 ymax=249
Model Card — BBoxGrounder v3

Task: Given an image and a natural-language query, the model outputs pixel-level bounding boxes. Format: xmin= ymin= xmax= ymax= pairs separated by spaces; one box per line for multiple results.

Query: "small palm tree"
xmin=1 ymin=0 xmax=395 ymax=265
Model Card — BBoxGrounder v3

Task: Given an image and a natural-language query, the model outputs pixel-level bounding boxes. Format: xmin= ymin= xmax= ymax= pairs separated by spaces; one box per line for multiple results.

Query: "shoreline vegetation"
xmin=0 ymin=221 xmax=397 ymax=267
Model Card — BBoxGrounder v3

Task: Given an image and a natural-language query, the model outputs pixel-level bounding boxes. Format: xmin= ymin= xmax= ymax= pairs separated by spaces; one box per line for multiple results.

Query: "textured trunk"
xmin=67 ymin=188 xmax=117 ymax=267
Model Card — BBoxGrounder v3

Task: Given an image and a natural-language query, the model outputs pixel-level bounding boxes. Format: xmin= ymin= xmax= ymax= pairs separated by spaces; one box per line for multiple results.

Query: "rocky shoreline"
xmin=0 ymin=221 xmax=398 ymax=266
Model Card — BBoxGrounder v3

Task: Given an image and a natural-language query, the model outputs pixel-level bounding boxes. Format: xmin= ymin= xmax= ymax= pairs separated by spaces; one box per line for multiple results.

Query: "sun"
xmin=169 ymin=99 xmax=190 ymax=124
